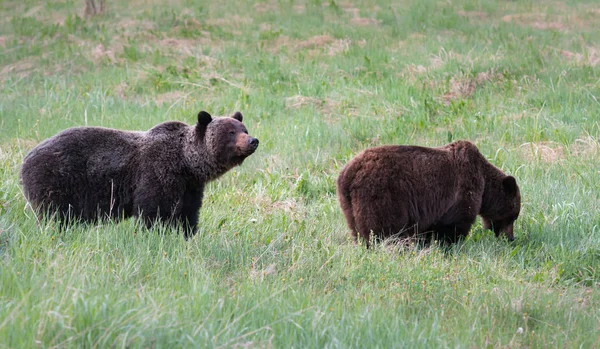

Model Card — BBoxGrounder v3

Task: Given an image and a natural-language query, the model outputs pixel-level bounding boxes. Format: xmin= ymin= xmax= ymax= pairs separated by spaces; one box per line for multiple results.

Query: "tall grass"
xmin=1 ymin=0 xmax=599 ymax=347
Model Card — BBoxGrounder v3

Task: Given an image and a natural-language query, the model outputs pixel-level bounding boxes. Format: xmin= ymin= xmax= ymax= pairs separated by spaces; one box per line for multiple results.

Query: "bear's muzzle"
xmin=249 ymin=137 xmax=259 ymax=150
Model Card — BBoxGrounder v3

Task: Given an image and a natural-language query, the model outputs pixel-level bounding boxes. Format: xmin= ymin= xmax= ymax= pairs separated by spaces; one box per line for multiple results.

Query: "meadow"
xmin=1 ymin=0 xmax=600 ymax=347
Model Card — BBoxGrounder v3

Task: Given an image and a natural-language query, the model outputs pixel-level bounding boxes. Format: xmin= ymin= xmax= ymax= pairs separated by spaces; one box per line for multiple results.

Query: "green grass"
xmin=1 ymin=0 xmax=600 ymax=347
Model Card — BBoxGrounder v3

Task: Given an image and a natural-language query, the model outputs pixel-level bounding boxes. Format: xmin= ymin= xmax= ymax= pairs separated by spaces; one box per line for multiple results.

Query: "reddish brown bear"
xmin=336 ymin=140 xmax=521 ymax=246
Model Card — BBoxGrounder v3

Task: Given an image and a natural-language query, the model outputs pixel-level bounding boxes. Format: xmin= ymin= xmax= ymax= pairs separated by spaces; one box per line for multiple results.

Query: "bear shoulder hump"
xmin=147 ymin=121 xmax=188 ymax=136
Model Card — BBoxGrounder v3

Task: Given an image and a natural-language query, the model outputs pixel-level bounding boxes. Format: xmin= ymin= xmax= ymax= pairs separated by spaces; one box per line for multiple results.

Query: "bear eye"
xmin=229 ymin=130 xmax=235 ymax=135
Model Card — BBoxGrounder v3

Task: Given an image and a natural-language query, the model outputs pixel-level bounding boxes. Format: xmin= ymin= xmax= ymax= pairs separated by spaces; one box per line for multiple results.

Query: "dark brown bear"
xmin=20 ymin=111 xmax=259 ymax=238
xmin=336 ymin=140 xmax=520 ymax=246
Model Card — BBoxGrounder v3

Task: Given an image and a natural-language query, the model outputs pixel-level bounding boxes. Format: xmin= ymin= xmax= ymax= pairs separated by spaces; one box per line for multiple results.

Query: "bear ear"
xmin=232 ymin=112 xmax=243 ymax=122
xmin=197 ymin=111 xmax=213 ymax=127
xmin=502 ymin=176 xmax=518 ymax=195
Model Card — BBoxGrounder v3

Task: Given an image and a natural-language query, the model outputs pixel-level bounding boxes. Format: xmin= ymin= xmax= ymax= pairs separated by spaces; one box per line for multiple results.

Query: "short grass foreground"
xmin=1 ymin=0 xmax=600 ymax=347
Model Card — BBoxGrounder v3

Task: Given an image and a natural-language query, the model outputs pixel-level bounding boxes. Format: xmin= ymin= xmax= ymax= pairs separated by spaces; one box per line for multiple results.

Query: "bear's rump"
xmin=22 ymin=130 xmax=138 ymax=221
xmin=350 ymin=185 xmax=439 ymax=238
xmin=346 ymin=150 xmax=460 ymax=238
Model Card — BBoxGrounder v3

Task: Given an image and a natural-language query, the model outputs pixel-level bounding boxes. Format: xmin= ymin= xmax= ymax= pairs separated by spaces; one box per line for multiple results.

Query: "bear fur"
xmin=20 ymin=110 xmax=259 ymax=238
xmin=336 ymin=140 xmax=521 ymax=246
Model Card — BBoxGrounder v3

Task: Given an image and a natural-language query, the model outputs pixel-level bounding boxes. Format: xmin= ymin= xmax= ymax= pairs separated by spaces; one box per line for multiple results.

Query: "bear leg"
xmin=133 ymin=179 xmax=186 ymax=232
xmin=432 ymin=220 xmax=474 ymax=244
xmin=178 ymin=189 xmax=204 ymax=239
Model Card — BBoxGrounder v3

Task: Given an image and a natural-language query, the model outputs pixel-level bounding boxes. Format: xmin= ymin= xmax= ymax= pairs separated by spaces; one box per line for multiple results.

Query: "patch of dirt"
xmin=65 ymin=34 xmax=123 ymax=65
xmin=556 ymin=46 xmax=600 ymax=67
xmin=285 ymin=95 xmax=340 ymax=121
xmin=249 ymin=261 xmax=277 ymax=281
xmin=272 ymin=199 xmax=301 ymax=218
xmin=265 ymin=34 xmax=355 ymax=56
xmin=0 ymin=36 xmax=6 ymax=47
xmin=519 ymin=137 xmax=600 ymax=163
xmin=296 ymin=34 xmax=334 ymax=49
xmin=254 ymin=1 xmax=278 ymax=14
xmin=459 ymin=2 xmax=596 ymax=31
xmin=326 ymin=38 xmax=352 ymax=56
xmin=206 ymin=15 xmax=253 ymax=28
xmin=474 ymin=70 xmax=504 ymax=84
xmin=401 ymin=50 xmax=466 ymax=82
xmin=341 ymin=3 xmax=381 ymax=27
xmin=457 ymin=72 xmax=488 ymax=90
xmin=0 ymin=58 xmax=36 ymax=81
xmin=159 ymin=37 xmax=193 ymax=48
xmin=293 ymin=4 xmax=305 ymax=14
xmin=571 ymin=136 xmax=600 ymax=158
xmin=400 ymin=64 xmax=428 ymax=81
xmin=295 ymin=35 xmax=354 ymax=56
xmin=350 ymin=17 xmax=381 ymax=27
xmin=520 ymin=141 xmax=565 ymax=163
xmin=243 ymin=190 xmax=306 ymax=220
xmin=341 ymin=3 xmax=360 ymax=16
xmin=502 ymin=13 xmax=572 ymax=31
xmin=430 ymin=49 xmax=462 ymax=69
xmin=442 ymin=70 xmax=504 ymax=104
xmin=160 ymin=35 xmax=213 ymax=50
xmin=91 ymin=43 xmax=118 ymax=63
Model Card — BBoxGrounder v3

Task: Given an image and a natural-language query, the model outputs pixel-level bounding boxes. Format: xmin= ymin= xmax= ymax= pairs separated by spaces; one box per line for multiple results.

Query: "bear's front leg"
xmin=133 ymin=177 xmax=186 ymax=233
xmin=178 ymin=188 xmax=204 ymax=239
xmin=432 ymin=220 xmax=475 ymax=244
xmin=136 ymin=198 xmax=184 ymax=232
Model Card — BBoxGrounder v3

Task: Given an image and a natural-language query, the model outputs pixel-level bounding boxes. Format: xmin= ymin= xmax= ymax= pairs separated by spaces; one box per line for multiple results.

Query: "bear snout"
xmin=503 ymin=223 xmax=515 ymax=241
xmin=235 ymin=135 xmax=259 ymax=157
xmin=249 ymin=137 xmax=259 ymax=149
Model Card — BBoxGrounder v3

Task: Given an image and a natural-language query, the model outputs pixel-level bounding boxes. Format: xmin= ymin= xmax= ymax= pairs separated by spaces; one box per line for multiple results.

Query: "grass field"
xmin=1 ymin=0 xmax=600 ymax=347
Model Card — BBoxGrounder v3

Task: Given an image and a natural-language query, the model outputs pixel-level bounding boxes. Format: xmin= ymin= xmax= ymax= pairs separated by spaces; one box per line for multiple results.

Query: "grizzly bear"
xmin=20 ymin=110 xmax=259 ymax=238
xmin=336 ymin=140 xmax=521 ymax=246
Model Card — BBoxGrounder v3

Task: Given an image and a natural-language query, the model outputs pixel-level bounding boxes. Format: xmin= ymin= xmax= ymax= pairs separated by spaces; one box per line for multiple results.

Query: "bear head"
xmin=481 ymin=176 xmax=521 ymax=241
xmin=196 ymin=111 xmax=259 ymax=168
